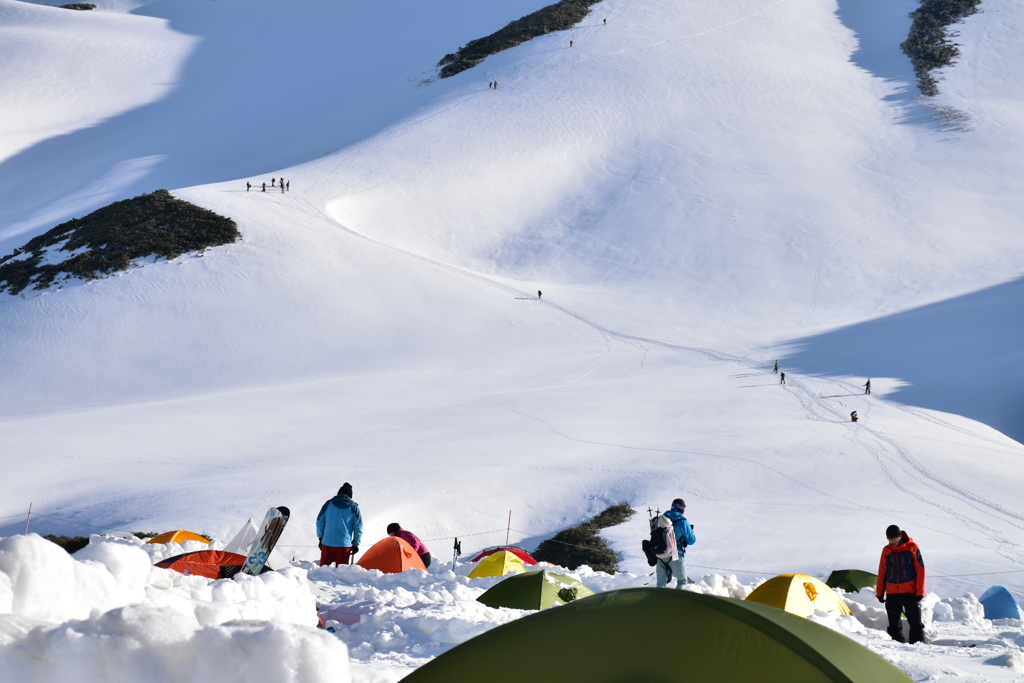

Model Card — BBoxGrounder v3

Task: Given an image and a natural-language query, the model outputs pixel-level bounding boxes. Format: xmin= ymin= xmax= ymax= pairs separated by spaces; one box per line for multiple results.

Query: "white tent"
xmin=224 ymin=518 xmax=292 ymax=570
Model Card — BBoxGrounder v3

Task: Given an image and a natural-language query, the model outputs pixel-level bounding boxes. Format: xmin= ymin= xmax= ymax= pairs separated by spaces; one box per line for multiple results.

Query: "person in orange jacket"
xmin=876 ymin=524 xmax=926 ymax=643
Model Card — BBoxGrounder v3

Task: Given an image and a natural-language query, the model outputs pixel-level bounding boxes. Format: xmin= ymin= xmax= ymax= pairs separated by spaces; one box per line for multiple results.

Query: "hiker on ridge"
xmin=876 ymin=525 xmax=927 ymax=644
xmin=657 ymin=498 xmax=695 ymax=588
xmin=774 ymin=360 xmax=779 ymax=374
xmin=387 ymin=523 xmax=432 ymax=568
xmin=780 ymin=372 xmax=786 ymax=384
xmin=864 ymin=379 xmax=871 ymax=395
xmin=316 ymin=482 xmax=363 ymax=566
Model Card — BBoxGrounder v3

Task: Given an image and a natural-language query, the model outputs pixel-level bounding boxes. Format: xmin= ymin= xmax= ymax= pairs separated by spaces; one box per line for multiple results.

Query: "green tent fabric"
xmin=826 ymin=569 xmax=878 ymax=594
xmin=403 ymin=588 xmax=912 ymax=683
xmin=476 ymin=569 xmax=595 ymax=610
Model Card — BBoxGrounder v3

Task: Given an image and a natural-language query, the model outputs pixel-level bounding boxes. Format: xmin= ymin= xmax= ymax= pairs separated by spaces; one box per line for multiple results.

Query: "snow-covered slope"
xmin=2 ymin=0 xmax=1024 ymax=679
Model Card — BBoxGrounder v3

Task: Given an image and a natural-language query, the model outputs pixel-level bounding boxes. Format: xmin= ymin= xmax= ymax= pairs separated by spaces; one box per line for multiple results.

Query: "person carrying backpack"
xmin=662 ymin=499 xmax=696 ymax=586
xmin=876 ymin=525 xmax=926 ymax=643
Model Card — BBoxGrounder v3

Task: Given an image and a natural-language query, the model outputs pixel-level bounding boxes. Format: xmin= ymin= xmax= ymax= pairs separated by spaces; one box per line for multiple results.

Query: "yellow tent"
xmin=469 ymin=550 xmax=526 ymax=579
xmin=146 ymin=530 xmax=210 ymax=545
xmin=746 ymin=573 xmax=851 ymax=618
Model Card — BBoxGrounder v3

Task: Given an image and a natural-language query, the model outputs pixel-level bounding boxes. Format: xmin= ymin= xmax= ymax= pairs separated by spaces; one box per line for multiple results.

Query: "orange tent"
xmin=357 ymin=536 xmax=427 ymax=573
xmin=146 ymin=530 xmax=210 ymax=545
xmin=155 ymin=550 xmax=251 ymax=579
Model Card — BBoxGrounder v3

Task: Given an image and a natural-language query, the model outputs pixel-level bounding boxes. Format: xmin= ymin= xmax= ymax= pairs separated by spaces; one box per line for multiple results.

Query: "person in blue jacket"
xmin=663 ymin=498 xmax=696 ymax=586
xmin=316 ymin=482 xmax=363 ymax=566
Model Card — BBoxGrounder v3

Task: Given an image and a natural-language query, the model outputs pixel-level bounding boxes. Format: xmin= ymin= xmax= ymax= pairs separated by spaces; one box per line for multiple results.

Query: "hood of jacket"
xmin=330 ymin=495 xmax=356 ymax=510
xmin=664 ymin=509 xmax=687 ymax=523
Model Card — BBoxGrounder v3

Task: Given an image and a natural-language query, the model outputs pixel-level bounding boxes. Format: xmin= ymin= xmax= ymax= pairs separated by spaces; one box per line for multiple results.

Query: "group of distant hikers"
xmin=316 ymin=483 xmax=926 ymax=644
xmin=773 ymin=360 xmax=872 ymax=423
xmin=246 ymin=178 xmax=290 ymax=193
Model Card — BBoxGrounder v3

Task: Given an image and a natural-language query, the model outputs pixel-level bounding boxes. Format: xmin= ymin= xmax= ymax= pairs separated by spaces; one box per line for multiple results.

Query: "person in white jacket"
xmin=654 ymin=514 xmax=685 ymax=588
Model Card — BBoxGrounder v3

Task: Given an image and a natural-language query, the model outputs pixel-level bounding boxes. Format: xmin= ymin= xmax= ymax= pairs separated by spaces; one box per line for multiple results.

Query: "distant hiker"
xmin=569 ymin=40 xmax=573 ymax=47
xmin=246 ymin=182 xmax=251 ymax=192
xmin=774 ymin=360 xmax=779 ymax=374
xmin=657 ymin=499 xmax=696 ymax=589
xmin=851 ymin=411 xmax=858 ymax=422
xmin=494 ymin=80 xmax=498 ymax=89
xmin=489 ymin=81 xmax=493 ymax=89
xmin=262 ymin=182 xmax=266 ymax=192
xmin=537 ymin=290 xmax=542 ymax=299
xmin=877 ymin=525 xmax=926 ymax=644
xmin=387 ymin=523 xmax=432 ymax=568
xmin=286 ymin=181 xmax=290 ymax=190
xmin=271 ymin=178 xmax=276 ymax=187
xmin=865 ymin=379 xmax=871 ymax=395
xmin=780 ymin=372 xmax=785 ymax=384
xmin=603 ymin=18 xmax=607 ymax=25
xmin=316 ymin=482 xmax=363 ymax=567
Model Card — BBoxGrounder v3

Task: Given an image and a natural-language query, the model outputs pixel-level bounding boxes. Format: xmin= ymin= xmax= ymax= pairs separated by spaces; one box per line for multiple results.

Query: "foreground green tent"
xmin=826 ymin=569 xmax=878 ymax=594
xmin=476 ymin=569 xmax=595 ymax=610
xmin=403 ymin=588 xmax=912 ymax=683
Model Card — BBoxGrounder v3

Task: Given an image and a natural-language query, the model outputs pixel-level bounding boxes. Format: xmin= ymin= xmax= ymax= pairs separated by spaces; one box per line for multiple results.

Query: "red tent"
xmin=155 ymin=550 xmax=271 ymax=579
xmin=469 ymin=546 xmax=538 ymax=565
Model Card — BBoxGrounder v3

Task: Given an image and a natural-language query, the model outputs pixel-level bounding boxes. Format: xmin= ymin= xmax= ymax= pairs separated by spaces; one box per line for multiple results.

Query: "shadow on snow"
xmin=782 ymin=276 xmax=1024 ymax=445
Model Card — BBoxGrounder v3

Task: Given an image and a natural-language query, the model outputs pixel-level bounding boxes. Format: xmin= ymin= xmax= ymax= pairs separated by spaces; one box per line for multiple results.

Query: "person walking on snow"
xmin=774 ymin=360 xmax=779 ymax=374
xmin=316 ymin=482 xmax=363 ymax=566
xmin=656 ymin=498 xmax=696 ymax=588
xmin=246 ymin=182 xmax=251 ymax=191
xmin=387 ymin=523 xmax=432 ymax=568
xmin=780 ymin=372 xmax=786 ymax=384
xmin=877 ymin=525 xmax=927 ymax=644
xmin=865 ymin=379 xmax=871 ymax=395
xmin=537 ymin=290 xmax=542 ymax=299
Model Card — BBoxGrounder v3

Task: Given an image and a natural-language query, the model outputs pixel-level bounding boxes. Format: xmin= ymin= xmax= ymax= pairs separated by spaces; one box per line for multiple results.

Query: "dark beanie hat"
xmin=387 ymin=523 xmax=401 ymax=535
xmin=671 ymin=498 xmax=686 ymax=511
xmin=338 ymin=482 xmax=353 ymax=497
xmin=886 ymin=524 xmax=901 ymax=539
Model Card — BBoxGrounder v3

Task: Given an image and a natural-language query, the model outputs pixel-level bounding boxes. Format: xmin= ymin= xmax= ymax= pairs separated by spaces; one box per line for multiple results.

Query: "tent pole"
xmin=505 ymin=510 xmax=511 ymax=547
xmin=24 ymin=502 xmax=32 ymax=535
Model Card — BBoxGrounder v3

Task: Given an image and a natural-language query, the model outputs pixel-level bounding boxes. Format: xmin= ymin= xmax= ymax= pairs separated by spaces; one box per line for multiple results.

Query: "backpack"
xmin=641 ymin=516 xmax=671 ymax=567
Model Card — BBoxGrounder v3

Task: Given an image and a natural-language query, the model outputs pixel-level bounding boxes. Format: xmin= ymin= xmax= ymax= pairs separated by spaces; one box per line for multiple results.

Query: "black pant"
xmin=420 ymin=552 xmax=432 ymax=569
xmin=885 ymin=593 xmax=924 ymax=643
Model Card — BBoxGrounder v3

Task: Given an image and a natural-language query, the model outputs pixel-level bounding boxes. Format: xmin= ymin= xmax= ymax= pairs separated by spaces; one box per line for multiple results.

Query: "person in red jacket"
xmin=876 ymin=524 xmax=926 ymax=643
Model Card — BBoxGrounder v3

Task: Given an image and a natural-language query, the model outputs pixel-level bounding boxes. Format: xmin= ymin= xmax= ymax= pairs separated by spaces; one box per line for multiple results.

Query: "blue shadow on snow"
xmin=782 ymin=276 xmax=1024 ymax=444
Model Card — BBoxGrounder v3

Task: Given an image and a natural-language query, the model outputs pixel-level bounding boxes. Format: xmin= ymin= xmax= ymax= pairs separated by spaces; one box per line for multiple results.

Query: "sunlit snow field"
xmin=2 ymin=0 xmax=1024 ymax=680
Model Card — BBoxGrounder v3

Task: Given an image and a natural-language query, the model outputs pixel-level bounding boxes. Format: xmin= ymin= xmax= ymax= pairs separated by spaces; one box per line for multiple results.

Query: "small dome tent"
xmin=146 ymin=530 xmax=209 ymax=545
xmin=470 ymin=546 xmax=538 ymax=565
xmin=979 ymin=585 xmax=1023 ymax=620
xmin=469 ymin=549 xmax=526 ymax=579
xmin=477 ymin=569 xmax=594 ymax=610
xmin=826 ymin=569 xmax=878 ymax=594
xmin=357 ymin=536 xmax=427 ymax=573
xmin=747 ymin=573 xmax=852 ymax=618
xmin=402 ymin=588 xmax=913 ymax=683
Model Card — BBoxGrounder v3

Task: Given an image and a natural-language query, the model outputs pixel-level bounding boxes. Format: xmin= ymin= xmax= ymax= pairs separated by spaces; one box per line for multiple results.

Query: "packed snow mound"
xmin=0 ymin=534 xmax=349 ymax=683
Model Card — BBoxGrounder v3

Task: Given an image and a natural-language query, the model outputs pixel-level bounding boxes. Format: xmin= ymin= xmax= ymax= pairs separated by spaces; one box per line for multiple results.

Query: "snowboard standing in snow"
xmin=242 ymin=506 xmax=290 ymax=575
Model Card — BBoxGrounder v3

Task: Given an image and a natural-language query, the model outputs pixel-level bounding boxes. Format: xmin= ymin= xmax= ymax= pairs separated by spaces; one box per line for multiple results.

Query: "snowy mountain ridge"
xmin=2 ymin=0 xmax=1024 ymax=680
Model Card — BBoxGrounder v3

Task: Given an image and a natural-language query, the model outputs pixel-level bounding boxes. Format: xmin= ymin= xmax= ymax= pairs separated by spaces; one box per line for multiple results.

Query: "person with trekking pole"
xmin=316 ymin=482 xmax=362 ymax=566
xmin=643 ymin=499 xmax=696 ymax=589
